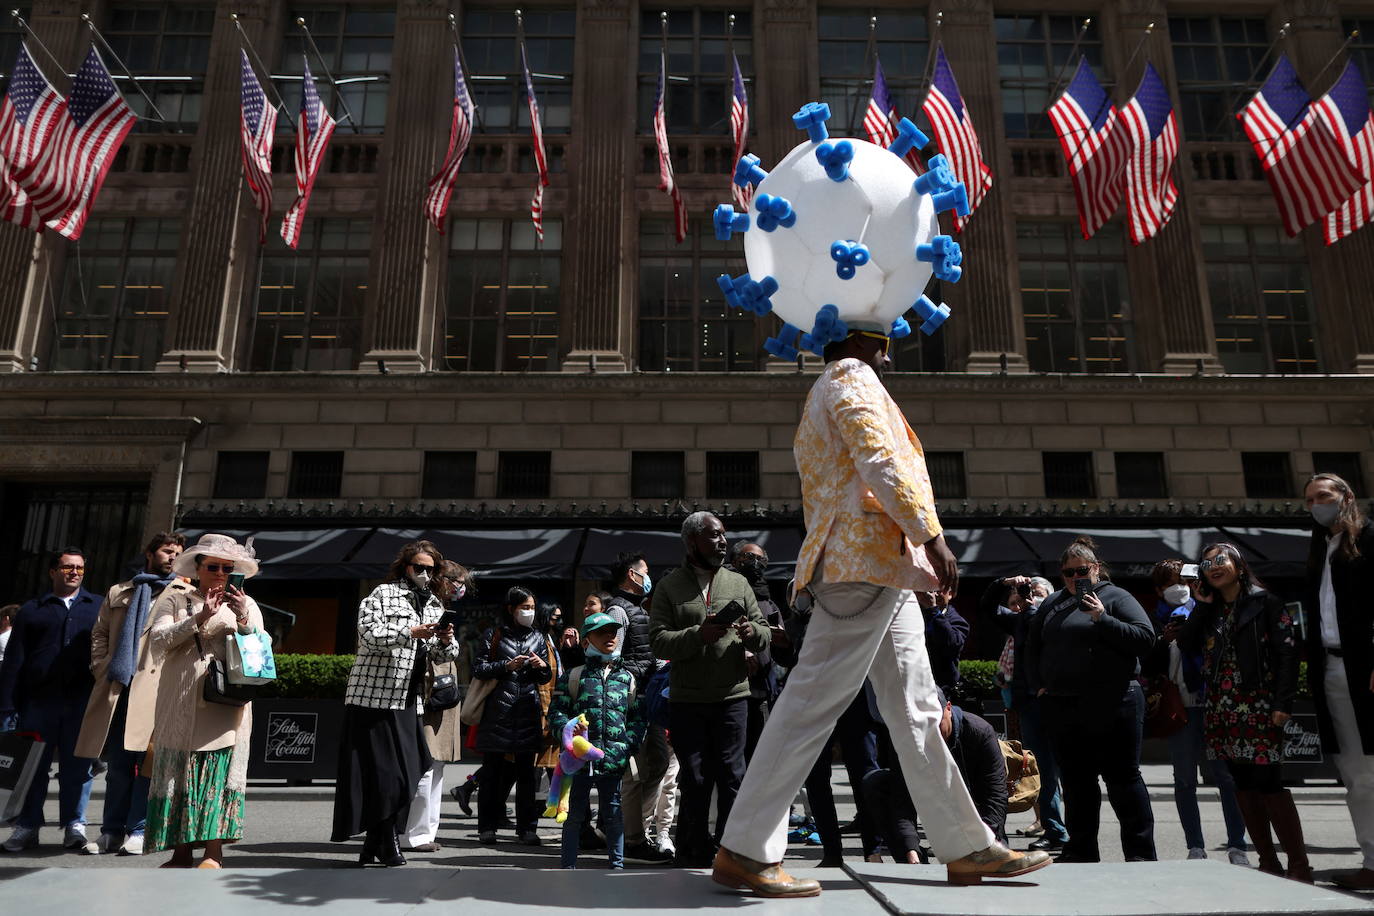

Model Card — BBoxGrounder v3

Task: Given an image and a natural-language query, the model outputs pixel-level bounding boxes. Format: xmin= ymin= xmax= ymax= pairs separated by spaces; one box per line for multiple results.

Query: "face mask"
xmin=408 ymin=569 xmax=432 ymax=589
xmin=634 ymin=570 xmax=652 ymax=595
xmin=515 ymin=608 xmax=536 ymax=628
xmin=736 ymin=556 xmax=767 ymax=584
xmin=1163 ymin=584 xmax=1191 ymax=607
xmin=586 ymin=645 xmax=620 ymax=662
xmin=1312 ymin=501 xmax=1342 ymax=528
xmin=453 ymin=583 xmax=466 ymax=601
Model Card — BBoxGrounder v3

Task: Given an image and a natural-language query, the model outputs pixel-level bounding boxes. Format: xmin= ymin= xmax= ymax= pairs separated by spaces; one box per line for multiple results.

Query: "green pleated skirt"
xmin=144 ymin=747 xmax=245 ymax=852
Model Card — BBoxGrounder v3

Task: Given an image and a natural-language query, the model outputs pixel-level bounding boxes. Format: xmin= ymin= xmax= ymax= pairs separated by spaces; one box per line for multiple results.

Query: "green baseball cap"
xmin=580 ymin=611 xmax=619 ymax=638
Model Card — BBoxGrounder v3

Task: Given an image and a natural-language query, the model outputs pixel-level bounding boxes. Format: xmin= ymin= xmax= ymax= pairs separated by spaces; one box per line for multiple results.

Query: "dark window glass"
xmin=422 ymin=451 xmax=477 ymax=499
xmin=1202 ymin=225 xmax=1318 ymax=374
xmin=1115 ymin=452 xmax=1168 ymax=499
xmin=1241 ymin=451 xmax=1293 ymax=498
xmin=926 ymin=451 xmax=967 ymax=499
xmin=632 ymin=451 xmax=686 ymax=499
xmin=996 ymin=13 xmax=1104 ymax=139
xmin=251 ymin=218 xmax=370 ymax=370
xmin=49 ymin=218 xmax=180 ymax=371
xmin=1169 ymin=16 xmax=1269 ymax=141
xmin=288 ymin=451 xmax=344 ymax=499
xmin=106 ymin=4 xmax=213 ymax=132
xmin=637 ymin=9 xmax=751 ymax=135
xmin=214 ymin=452 xmax=271 ymax=499
xmin=497 ymin=451 xmax=551 ymax=498
xmin=1312 ymin=452 xmax=1365 ymax=494
xmin=1018 ymin=222 xmax=1134 ymax=372
xmin=706 ymin=451 xmax=760 ymax=500
xmin=461 ymin=8 xmax=575 ymax=134
xmin=818 ymin=9 xmax=928 ymax=139
xmin=1043 ymin=451 xmax=1096 ymax=499
xmin=279 ymin=8 xmax=394 ymax=133
xmin=444 ymin=218 xmax=560 ymax=371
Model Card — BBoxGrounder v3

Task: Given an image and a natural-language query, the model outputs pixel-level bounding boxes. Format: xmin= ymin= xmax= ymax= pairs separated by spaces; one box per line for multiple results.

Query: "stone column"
xmin=156 ymin=0 xmax=281 ymax=372
xmin=1280 ymin=0 xmax=1374 ymax=373
xmin=560 ymin=0 xmax=635 ymax=373
xmin=1101 ymin=0 xmax=1223 ymax=375
xmin=936 ymin=0 xmax=1029 ymax=373
xmin=753 ymin=0 xmax=815 ymax=167
xmin=358 ymin=0 xmax=452 ymax=373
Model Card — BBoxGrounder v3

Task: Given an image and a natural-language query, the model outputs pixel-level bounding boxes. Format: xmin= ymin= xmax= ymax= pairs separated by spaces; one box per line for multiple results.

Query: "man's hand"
xmin=699 ymin=617 xmax=728 ymax=645
xmin=731 ymin=619 xmax=753 ymax=643
xmin=769 ymin=625 xmax=791 ymax=649
xmin=926 ymin=534 xmax=959 ymax=596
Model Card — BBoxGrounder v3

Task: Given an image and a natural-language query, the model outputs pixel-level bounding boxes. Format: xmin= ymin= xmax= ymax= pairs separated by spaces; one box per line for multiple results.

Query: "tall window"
xmin=1017 ymin=222 xmax=1134 ymax=373
xmin=1313 ymin=452 xmax=1365 ymax=493
xmin=215 ymin=452 xmax=270 ymax=499
xmin=50 ymin=218 xmax=179 ymax=371
xmin=819 ymin=8 xmax=929 ymax=137
xmin=105 ymin=4 xmax=213 ymax=131
xmin=1044 ymin=451 xmax=1096 ymax=499
xmin=1169 ymin=16 xmax=1269 ymax=142
xmin=250 ymin=218 xmax=370 ymax=371
xmin=996 ymin=14 xmax=1104 ymax=140
xmin=498 ymin=451 xmax=551 ymax=499
xmin=444 ymin=218 xmax=561 ymax=371
xmin=638 ymin=9 xmax=751 ymax=134
xmin=1115 ymin=452 xmax=1168 ymax=498
xmin=279 ymin=8 xmax=394 ymax=134
xmin=926 ymin=452 xmax=967 ymax=499
xmin=1202 ymin=224 xmax=1317 ymax=373
xmin=288 ymin=451 xmax=344 ymax=499
xmin=706 ymin=451 xmax=760 ymax=500
xmin=639 ymin=218 xmax=756 ymax=371
xmin=632 ymin=452 xmax=686 ymax=499
xmin=1242 ymin=452 xmax=1292 ymax=498
xmin=462 ymin=9 xmax=574 ymax=134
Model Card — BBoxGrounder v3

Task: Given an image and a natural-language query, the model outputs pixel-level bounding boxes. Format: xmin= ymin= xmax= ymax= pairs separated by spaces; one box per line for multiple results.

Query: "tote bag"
xmin=227 ymin=629 xmax=277 ymax=686
xmin=0 ymin=731 xmax=46 ymax=820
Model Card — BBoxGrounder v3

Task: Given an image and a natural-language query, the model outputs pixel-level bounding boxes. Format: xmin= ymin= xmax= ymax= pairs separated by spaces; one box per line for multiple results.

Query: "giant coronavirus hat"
xmin=712 ymin=101 xmax=968 ymax=359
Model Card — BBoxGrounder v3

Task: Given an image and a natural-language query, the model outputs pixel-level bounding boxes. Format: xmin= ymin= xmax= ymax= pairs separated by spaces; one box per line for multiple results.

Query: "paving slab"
xmin=844 ymin=860 xmax=1374 ymax=916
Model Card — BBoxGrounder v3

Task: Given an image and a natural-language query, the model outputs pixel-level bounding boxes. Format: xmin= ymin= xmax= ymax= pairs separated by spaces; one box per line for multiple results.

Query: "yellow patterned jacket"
xmin=794 ymin=357 xmax=942 ymax=591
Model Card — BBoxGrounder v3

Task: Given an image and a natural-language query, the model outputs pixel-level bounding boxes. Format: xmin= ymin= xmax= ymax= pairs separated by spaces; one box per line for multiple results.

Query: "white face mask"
xmin=1163 ymin=584 xmax=1191 ymax=607
xmin=515 ymin=608 xmax=536 ymax=628
xmin=408 ymin=569 xmax=432 ymax=589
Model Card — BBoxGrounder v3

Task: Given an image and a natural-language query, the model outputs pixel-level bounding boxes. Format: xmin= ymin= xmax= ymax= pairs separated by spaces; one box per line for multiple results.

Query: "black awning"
xmin=351 ymin=526 xmax=585 ymax=579
xmin=577 ymin=527 xmax=804 ymax=583
xmin=942 ymin=528 xmax=1040 ymax=578
xmin=179 ymin=528 xmax=374 ymax=580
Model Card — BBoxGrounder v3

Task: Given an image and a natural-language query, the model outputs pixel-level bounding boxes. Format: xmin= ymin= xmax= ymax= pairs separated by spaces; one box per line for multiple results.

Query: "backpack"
xmin=1000 ymin=738 xmax=1040 ymax=813
xmin=644 ymin=663 xmax=671 ymax=729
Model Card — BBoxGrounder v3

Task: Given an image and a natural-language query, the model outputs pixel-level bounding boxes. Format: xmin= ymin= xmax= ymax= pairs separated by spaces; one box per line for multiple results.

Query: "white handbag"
xmin=226 ymin=628 xmax=277 ymax=686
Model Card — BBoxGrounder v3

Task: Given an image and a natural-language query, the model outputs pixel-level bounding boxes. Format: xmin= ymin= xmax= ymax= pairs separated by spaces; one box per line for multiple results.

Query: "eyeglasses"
xmin=854 ymin=330 xmax=890 ymax=354
xmin=1199 ymin=555 xmax=1233 ymax=572
xmin=1061 ymin=565 xmax=1092 ymax=578
xmin=56 ymin=565 xmax=84 ymax=573
xmin=202 ymin=564 xmax=235 ymax=574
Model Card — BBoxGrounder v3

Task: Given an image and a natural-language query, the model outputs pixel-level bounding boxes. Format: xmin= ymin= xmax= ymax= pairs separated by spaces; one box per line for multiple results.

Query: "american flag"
xmin=1048 ymin=57 xmax=1130 ymax=239
xmin=729 ymin=53 xmax=750 ymax=210
xmin=280 ymin=59 xmax=337 ymax=249
xmin=0 ymin=43 xmax=65 ymax=231
xmin=1312 ymin=60 xmax=1374 ymax=245
xmin=1119 ymin=62 xmax=1179 ymax=245
xmin=424 ymin=47 xmax=477 ymax=235
xmin=14 ymin=47 xmax=135 ymax=241
xmin=1239 ymin=54 xmax=1363 ymax=237
xmin=922 ymin=46 xmax=991 ymax=232
xmin=865 ymin=59 xmax=921 ymax=172
xmin=653 ymin=49 xmax=687 ymax=244
xmin=522 ymin=45 xmax=549 ymax=242
xmin=239 ymin=50 xmax=277 ymax=245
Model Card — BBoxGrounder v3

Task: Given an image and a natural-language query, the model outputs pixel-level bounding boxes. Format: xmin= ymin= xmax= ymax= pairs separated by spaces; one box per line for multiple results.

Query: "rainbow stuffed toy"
xmin=544 ymin=714 xmax=606 ymax=823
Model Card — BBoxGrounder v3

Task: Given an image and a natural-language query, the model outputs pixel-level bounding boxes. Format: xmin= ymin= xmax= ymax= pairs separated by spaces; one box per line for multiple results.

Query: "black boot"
xmin=450 ymin=775 xmax=477 ymax=817
xmin=359 ymin=827 xmax=382 ymax=866
xmin=377 ymin=828 xmax=407 ymax=867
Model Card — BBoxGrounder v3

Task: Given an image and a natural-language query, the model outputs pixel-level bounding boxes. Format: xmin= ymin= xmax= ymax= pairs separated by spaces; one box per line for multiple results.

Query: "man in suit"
xmin=0 ymin=547 xmax=102 ymax=853
xmin=713 ymin=327 xmax=1049 ymax=896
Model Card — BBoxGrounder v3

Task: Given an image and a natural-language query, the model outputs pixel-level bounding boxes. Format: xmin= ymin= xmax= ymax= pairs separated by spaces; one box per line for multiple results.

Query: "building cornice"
xmin=0 ymin=417 xmax=203 ymax=441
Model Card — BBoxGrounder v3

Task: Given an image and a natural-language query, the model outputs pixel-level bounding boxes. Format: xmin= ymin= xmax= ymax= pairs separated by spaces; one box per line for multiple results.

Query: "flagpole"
xmin=231 ymin=13 xmax=288 ymax=113
xmin=847 ymin=16 xmax=879 ymax=136
xmin=916 ymin=10 xmax=941 ymax=96
xmin=446 ymin=12 xmax=484 ymax=131
xmin=294 ymin=16 xmax=362 ymax=134
xmin=1209 ymin=20 xmax=1290 ymax=139
xmin=1120 ymin=22 xmax=1155 ymax=81
xmin=1029 ymin=17 xmax=1091 ymax=136
xmin=78 ymin=13 xmax=170 ymax=124
xmin=9 ymin=11 xmax=67 ymax=79
xmin=1308 ymin=29 xmax=1359 ymax=94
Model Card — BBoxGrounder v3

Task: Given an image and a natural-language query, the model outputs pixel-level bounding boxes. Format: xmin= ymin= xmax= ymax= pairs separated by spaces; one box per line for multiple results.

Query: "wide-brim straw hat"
xmin=173 ymin=533 xmax=260 ymax=579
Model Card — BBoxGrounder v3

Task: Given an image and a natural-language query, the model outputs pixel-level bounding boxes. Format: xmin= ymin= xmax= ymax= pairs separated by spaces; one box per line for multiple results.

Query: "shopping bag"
xmin=0 ymin=731 xmax=45 ymax=821
xmin=226 ymin=629 xmax=276 ymax=686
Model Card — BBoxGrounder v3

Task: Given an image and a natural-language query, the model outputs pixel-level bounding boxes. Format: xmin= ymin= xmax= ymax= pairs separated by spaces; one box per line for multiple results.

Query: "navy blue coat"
xmin=0 ymin=587 xmax=101 ymax=712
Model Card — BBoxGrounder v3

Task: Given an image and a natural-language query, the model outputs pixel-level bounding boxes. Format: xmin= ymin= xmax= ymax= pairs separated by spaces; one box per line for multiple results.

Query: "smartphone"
xmin=1180 ymin=564 xmax=1200 ymax=580
xmin=1286 ymin=601 xmax=1306 ymax=641
xmin=436 ymin=610 xmax=461 ymax=632
xmin=226 ymin=572 xmax=246 ymax=592
xmin=713 ymin=599 xmax=747 ymax=626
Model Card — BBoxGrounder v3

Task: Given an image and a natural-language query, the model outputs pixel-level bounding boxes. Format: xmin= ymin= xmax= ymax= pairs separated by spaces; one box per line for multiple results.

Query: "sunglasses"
xmin=203 ymin=564 xmax=235 ymax=574
xmin=56 ymin=564 xmax=85 ymax=573
xmin=854 ymin=330 xmax=890 ymax=354
xmin=409 ymin=563 xmax=435 ymax=573
xmin=1061 ymin=565 xmax=1093 ymax=578
xmin=1199 ymin=555 xmax=1233 ymax=572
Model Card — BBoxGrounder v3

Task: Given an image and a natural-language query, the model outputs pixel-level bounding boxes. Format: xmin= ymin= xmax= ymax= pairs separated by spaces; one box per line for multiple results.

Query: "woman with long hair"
xmin=1174 ymin=542 xmax=1307 ymax=881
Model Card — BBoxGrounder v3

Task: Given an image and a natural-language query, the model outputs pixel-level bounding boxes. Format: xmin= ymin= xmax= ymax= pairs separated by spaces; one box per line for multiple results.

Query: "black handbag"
xmin=195 ymin=630 xmax=258 ymax=707
xmin=427 ymin=673 xmax=461 ymax=712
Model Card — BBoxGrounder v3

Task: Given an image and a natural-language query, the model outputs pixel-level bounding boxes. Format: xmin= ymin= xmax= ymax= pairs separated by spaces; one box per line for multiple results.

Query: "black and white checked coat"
xmin=345 ymin=581 xmax=459 ymax=710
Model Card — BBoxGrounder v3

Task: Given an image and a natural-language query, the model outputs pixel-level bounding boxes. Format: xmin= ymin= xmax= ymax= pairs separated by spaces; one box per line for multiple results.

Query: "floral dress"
xmin=1202 ymin=602 xmax=1283 ymax=766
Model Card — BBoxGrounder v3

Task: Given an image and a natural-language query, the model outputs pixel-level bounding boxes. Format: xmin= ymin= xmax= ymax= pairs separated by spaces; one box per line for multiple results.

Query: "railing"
xmin=270 ymin=135 xmax=383 ymax=175
xmin=640 ymin=137 xmax=735 ymax=176
xmin=111 ymin=135 xmax=195 ymax=174
xmin=1187 ymin=143 xmax=1263 ymax=182
xmin=1008 ymin=140 xmax=1064 ymax=180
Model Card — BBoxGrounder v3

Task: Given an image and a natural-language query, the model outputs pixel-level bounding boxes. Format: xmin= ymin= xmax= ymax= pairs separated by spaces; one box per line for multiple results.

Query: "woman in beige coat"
xmin=143 ymin=534 xmax=264 ymax=869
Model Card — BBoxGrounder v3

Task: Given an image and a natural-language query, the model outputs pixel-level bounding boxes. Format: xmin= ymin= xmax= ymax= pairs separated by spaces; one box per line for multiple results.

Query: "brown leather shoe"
xmin=712 ymin=848 xmax=822 ymax=898
xmin=946 ymin=844 xmax=1051 ymax=885
xmin=1333 ymin=868 xmax=1374 ymax=890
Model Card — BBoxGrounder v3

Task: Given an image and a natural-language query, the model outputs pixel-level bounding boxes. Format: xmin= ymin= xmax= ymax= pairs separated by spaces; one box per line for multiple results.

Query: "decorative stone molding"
xmin=0 ymin=417 xmax=203 ymax=441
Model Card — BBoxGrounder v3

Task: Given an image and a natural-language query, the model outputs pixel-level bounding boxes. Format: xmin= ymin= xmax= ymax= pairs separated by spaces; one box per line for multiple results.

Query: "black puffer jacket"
xmin=1180 ymin=586 xmax=1298 ymax=714
xmin=607 ymin=590 xmax=653 ymax=687
xmin=472 ymin=616 xmax=554 ymax=754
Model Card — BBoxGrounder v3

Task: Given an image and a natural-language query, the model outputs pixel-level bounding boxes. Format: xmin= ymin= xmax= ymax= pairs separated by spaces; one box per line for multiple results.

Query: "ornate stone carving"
xmin=581 ymin=0 xmax=631 ymax=21
xmin=762 ymin=0 xmax=810 ymax=24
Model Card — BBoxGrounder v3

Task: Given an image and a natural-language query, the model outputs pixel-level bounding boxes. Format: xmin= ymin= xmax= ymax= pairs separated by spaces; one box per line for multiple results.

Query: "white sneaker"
xmin=118 ymin=834 xmax=144 ymax=856
xmin=2 ymin=826 xmax=38 ymax=852
xmin=1187 ymin=847 xmax=1208 ymax=860
xmin=82 ymin=832 xmax=122 ymax=855
xmin=1228 ymin=847 xmax=1252 ymax=867
xmin=62 ymin=825 xmax=89 ymax=850
xmin=658 ymin=838 xmax=676 ymax=858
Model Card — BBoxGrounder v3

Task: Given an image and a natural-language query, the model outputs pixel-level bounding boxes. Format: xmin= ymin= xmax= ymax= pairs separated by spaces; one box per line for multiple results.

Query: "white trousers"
xmin=403 ymin=764 xmax=446 ymax=847
xmin=654 ymin=747 xmax=680 ymax=841
xmin=720 ymin=582 xmax=994 ymax=864
xmin=1325 ymin=661 xmax=1374 ymax=869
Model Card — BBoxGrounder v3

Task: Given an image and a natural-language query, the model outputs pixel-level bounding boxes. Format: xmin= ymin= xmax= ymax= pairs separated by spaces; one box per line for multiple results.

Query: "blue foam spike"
xmin=890 ymin=316 xmax=912 ymax=339
xmin=913 ymin=154 xmax=971 ymax=218
xmin=755 ymin=193 xmax=797 ymax=232
xmin=888 ymin=118 xmax=929 ymax=159
xmin=733 ymin=153 xmax=768 ymax=188
xmin=735 ymin=274 xmax=778 ymax=316
xmin=800 ymin=304 xmax=848 ymax=355
xmin=829 ymin=239 xmax=871 ymax=280
xmin=912 ymin=295 xmax=951 ymax=336
xmin=792 ymin=102 xmax=832 ymax=143
xmin=713 ymin=204 xmax=751 ymax=241
xmin=815 ymin=140 xmax=854 ymax=182
xmin=764 ymin=323 xmax=803 ymax=361
xmin=933 ymin=184 xmax=970 ymax=219
xmin=916 ymin=234 xmax=964 ymax=284
xmin=717 ymin=274 xmax=744 ymax=311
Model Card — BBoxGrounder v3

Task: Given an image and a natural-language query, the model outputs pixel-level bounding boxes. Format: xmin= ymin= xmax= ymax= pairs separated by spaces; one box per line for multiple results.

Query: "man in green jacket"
xmin=649 ymin=511 xmax=769 ymax=867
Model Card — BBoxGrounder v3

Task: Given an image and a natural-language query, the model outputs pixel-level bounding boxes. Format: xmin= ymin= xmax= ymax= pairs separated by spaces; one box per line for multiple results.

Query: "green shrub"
xmin=262 ymin=654 xmax=355 ymax=699
xmin=958 ymin=660 xmax=999 ymax=694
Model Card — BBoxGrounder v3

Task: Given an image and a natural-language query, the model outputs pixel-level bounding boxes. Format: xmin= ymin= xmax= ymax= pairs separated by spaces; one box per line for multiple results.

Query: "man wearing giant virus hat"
xmin=707 ymin=102 xmax=1051 ymax=897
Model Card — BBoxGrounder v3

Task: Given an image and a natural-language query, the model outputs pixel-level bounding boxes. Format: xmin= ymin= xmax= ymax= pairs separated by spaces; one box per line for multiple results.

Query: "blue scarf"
xmin=108 ymin=572 xmax=174 ymax=686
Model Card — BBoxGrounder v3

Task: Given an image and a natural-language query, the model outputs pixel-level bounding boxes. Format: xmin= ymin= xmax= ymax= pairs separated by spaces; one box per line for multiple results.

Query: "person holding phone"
xmin=331 ymin=540 xmax=458 ymax=867
xmin=1024 ymin=536 xmax=1157 ymax=863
